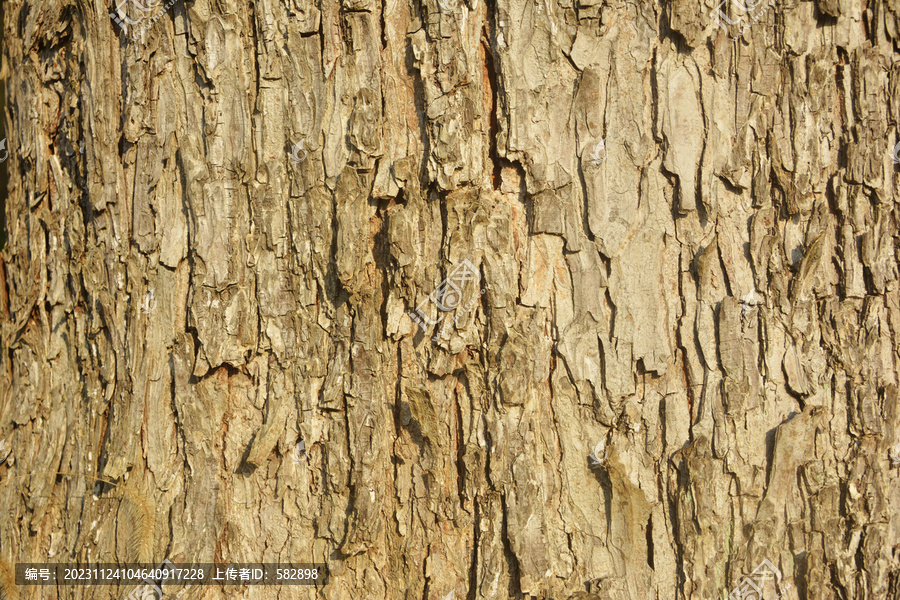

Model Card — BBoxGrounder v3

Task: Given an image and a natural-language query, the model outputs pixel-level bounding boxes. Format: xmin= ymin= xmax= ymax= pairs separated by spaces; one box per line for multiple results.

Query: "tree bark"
xmin=1 ymin=0 xmax=899 ymax=599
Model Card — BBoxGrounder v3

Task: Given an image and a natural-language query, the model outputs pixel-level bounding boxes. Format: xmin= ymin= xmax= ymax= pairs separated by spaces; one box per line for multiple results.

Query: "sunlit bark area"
xmin=1 ymin=0 xmax=900 ymax=598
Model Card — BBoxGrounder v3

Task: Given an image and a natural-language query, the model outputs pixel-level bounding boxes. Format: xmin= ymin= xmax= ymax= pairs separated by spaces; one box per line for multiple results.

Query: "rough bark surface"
xmin=1 ymin=0 xmax=900 ymax=598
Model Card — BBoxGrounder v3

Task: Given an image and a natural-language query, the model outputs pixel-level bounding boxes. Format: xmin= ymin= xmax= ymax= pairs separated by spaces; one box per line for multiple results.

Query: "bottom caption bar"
xmin=16 ymin=562 xmax=327 ymax=585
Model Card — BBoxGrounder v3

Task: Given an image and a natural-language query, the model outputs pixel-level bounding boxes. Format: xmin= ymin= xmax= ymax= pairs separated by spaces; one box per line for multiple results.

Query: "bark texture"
xmin=1 ymin=0 xmax=900 ymax=598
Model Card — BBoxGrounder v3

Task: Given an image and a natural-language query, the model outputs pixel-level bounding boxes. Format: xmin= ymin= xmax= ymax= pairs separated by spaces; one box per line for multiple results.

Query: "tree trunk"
xmin=1 ymin=0 xmax=899 ymax=598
